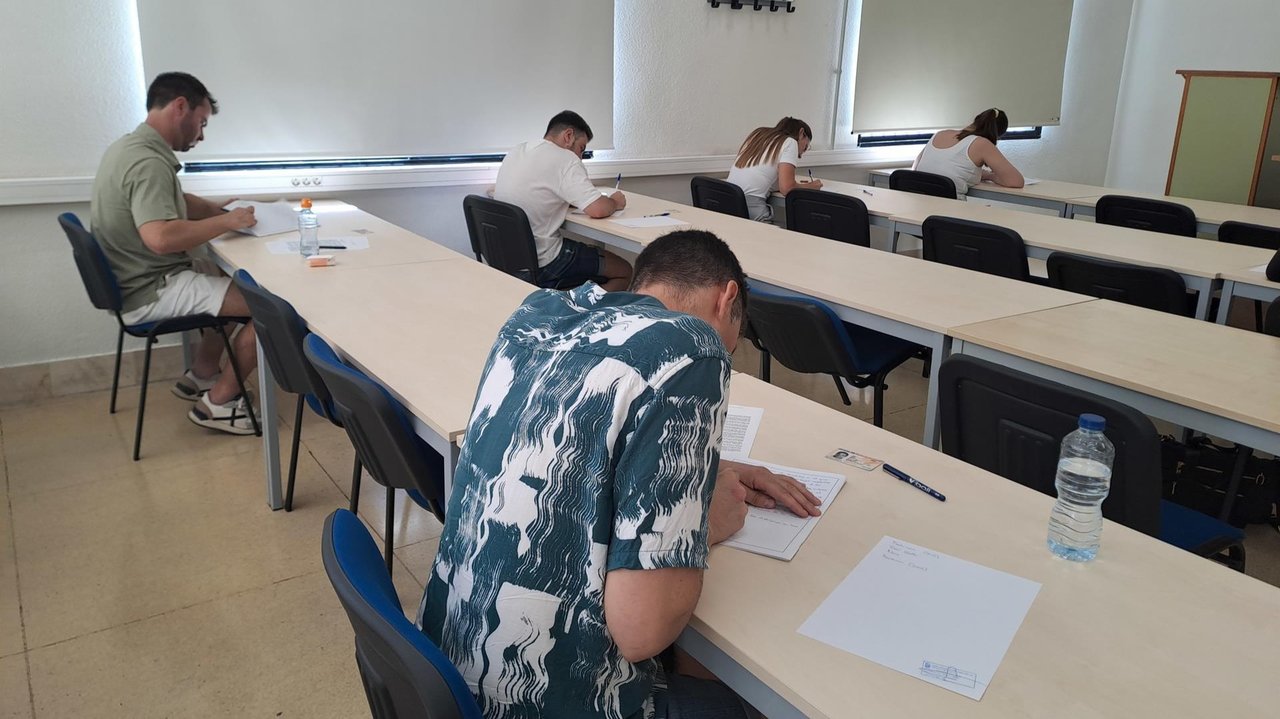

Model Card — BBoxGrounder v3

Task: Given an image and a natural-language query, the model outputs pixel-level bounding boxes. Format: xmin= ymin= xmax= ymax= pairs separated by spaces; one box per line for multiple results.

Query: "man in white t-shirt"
xmin=494 ymin=111 xmax=633 ymax=290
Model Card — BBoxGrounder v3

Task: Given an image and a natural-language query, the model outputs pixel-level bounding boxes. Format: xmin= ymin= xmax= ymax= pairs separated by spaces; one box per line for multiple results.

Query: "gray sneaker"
xmin=187 ymin=394 xmax=257 ymax=436
xmin=172 ymin=370 xmax=219 ymax=401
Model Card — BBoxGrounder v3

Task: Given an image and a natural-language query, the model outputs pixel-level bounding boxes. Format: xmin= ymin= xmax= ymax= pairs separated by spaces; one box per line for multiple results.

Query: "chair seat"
xmin=124 ymin=314 xmax=248 ymax=338
xmin=1159 ymin=500 xmax=1245 ymax=555
xmin=842 ymin=322 xmax=923 ymax=375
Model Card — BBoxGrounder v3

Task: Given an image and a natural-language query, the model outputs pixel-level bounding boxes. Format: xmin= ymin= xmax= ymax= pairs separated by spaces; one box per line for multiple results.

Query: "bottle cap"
xmin=300 ymin=198 xmax=313 ymax=209
xmin=1078 ymin=413 xmax=1106 ymax=431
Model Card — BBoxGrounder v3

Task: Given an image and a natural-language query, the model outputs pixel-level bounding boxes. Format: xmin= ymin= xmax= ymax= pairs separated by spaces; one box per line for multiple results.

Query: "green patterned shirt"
xmin=418 ymin=283 xmax=731 ymax=719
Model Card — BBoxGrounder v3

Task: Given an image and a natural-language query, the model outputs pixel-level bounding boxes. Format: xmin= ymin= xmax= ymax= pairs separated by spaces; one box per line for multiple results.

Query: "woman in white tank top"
xmin=912 ymin=108 xmax=1024 ymax=195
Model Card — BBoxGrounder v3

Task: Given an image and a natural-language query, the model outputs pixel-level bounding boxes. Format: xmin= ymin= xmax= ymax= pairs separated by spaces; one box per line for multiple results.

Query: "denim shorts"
xmin=537 ymin=237 xmax=605 ymax=289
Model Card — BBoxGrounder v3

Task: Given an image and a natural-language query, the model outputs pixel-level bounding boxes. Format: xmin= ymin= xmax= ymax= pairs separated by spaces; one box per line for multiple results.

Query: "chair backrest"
xmin=233 ymin=270 xmax=336 ymax=414
xmin=322 ymin=509 xmax=482 ymax=719
xmin=888 ymin=169 xmax=958 ymax=200
xmin=58 ymin=212 xmax=123 ymax=313
xmin=921 ymin=216 xmax=1030 ymax=281
xmin=1266 ymin=298 xmax=1280 ymax=338
xmin=462 ymin=195 xmax=541 ymax=284
xmin=937 ymin=355 xmax=1161 ymax=536
xmin=1217 ymin=220 xmax=1280 ymax=251
xmin=304 ymin=335 xmax=446 ymax=520
xmin=1046 ymin=252 xmax=1190 ymax=316
xmin=1269 ymin=249 xmax=1280 ymax=282
xmin=1094 ymin=195 xmax=1197 ymax=237
xmin=690 ymin=176 xmax=750 ymax=219
xmin=784 ymin=188 xmax=872 ymax=247
xmin=746 ymin=290 xmax=862 ymax=377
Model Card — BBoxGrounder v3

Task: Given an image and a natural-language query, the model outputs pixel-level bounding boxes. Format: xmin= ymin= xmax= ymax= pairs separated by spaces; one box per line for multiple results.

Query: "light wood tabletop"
xmin=818 ymin=181 xmax=1277 ymax=281
xmin=253 ymin=258 xmax=532 ymax=443
xmin=867 ymin=168 xmax=1109 ymax=205
xmin=566 ymin=191 xmax=1092 ymax=334
xmin=703 ymin=372 xmax=1280 ymax=717
xmin=1221 ymin=262 xmax=1280 ymax=290
xmin=949 ymin=300 xmax=1280 ymax=437
xmin=209 ymin=200 xmax=464 ymax=282
xmin=1070 ymin=190 xmax=1280 ymax=229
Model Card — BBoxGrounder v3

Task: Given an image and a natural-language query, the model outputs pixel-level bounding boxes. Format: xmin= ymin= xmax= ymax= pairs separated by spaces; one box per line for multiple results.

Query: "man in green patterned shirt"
xmin=419 ymin=231 xmax=820 ymax=718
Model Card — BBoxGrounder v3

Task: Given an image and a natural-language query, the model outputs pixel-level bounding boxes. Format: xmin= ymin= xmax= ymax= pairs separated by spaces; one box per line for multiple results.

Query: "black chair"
xmin=1046 ymin=252 xmax=1192 ymax=316
xmin=784 ymin=188 xmax=872 ymax=247
xmin=747 ymin=291 xmax=920 ymax=426
xmin=305 ymin=334 xmax=446 ymax=574
xmin=1267 ymin=249 xmax=1280 ymax=282
xmin=938 ymin=355 xmax=1245 ymax=570
xmin=921 ymin=216 xmax=1034 ymax=282
xmin=889 ymin=169 xmax=958 ymax=200
xmin=461 ymin=194 xmax=545 ymax=285
xmin=234 ymin=270 xmax=363 ymax=513
xmin=690 ymin=176 xmax=750 ymax=219
xmin=322 ymin=509 xmax=483 ymax=719
xmin=1094 ymin=195 xmax=1197 ymax=237
xmin=1218 ymin=222 xmax=1280 ymax=328
xmin=58 ymin=212 xmax=258 ymax=460
xmin=1266 ymin=297 xmax=1280 ymax=338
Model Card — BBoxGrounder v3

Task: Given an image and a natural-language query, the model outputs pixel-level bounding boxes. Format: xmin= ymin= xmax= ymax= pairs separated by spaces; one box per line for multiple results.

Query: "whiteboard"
xmin=851 ymin=0 xmax=1072 ymax=133
xmin=136 ymin=0 xmax=614 ymax=162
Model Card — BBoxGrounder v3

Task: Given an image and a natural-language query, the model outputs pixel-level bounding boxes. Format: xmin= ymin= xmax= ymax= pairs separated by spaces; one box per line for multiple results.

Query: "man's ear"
xmin=717 ymin=280 xmax=741 ymax=323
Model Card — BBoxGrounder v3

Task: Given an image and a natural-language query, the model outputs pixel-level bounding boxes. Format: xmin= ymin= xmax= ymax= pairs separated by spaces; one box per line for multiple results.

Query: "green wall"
xmin=1169 ymin=76 xmax=1273 ymax=203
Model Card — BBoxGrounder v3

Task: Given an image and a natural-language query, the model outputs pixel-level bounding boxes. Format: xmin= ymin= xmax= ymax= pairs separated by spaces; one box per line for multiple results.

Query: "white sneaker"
xmin=187 ymin=394 xmax=257 ymax=436
xmin=172 ymin=370 xmax=219 ymax=401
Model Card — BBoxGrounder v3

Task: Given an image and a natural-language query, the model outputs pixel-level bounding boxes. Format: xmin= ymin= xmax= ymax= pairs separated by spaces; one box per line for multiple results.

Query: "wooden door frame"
xmin=1165 ymin=69 xmax=1280 ymax=199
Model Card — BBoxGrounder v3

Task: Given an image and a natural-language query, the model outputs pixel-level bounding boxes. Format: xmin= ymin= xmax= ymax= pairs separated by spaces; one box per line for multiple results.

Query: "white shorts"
xmin=121 ymin=268 xmax=232 ymax=326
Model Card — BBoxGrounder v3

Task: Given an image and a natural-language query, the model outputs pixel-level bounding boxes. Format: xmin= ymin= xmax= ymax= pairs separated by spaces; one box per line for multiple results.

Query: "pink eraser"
xmin=307 ymin=254 xmax=335 ymax=267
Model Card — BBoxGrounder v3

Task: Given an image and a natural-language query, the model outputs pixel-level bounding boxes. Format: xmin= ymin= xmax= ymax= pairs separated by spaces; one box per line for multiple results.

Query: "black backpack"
xmin=1161 ymin=435 xmax=1279 ymax=528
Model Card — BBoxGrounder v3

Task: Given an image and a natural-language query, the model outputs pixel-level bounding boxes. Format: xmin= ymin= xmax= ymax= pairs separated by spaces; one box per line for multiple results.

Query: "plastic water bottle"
xmin=1046 ymin=413 xmax=1114 ymax=562
xmin=298 ymin=198 xmax=319 ymax=257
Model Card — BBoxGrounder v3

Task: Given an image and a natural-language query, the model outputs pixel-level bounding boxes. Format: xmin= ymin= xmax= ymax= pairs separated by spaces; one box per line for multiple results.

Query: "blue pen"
xmin=882 ymin=464 xmax=946 ymax=502
xmin=615 ymin=173 xmax=622 ymax=189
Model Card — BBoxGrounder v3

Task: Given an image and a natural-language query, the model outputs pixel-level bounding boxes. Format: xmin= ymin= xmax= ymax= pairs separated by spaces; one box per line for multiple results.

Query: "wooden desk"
xmin=207 ymin=202 xmax=484 ymax=509
xmin=867 ymin=167 xmax=1105 ymax=216
xmin=696 ymin=373 xmax=1280 ymax=717
xmin=1217 ymin=263 xmax=1280 ymax=324
xmin=815 ymin=181 xmax=1276 ymax=320
xmin=950 ymin=300 xmax=1280 ymax=455
xmin=1069 ymin=191 xmax=1280 ymax=236
xmin=563 ymin=191 xmax=1092 ymax=447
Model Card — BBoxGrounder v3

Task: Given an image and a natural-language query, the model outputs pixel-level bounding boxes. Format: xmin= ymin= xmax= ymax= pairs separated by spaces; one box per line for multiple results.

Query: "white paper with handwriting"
xmin=798 ymin=536 xmax=1040 ymax=700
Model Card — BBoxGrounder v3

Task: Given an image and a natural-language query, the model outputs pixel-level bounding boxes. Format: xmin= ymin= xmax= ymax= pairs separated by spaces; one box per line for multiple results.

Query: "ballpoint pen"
xmin=644 ymin=212 xmax=671 ymax=217
xmin=808 ymin=169 xmax=814 ymax=182
xmin=882 ymin=464 xmax=946 ymax=502
xmin=862 ymin=189 xmax=873 ymax=196
xmin=318 ymin=244 xmax=347 ymax=250
xmin=615 ymin=173 xmax=622 ymax=189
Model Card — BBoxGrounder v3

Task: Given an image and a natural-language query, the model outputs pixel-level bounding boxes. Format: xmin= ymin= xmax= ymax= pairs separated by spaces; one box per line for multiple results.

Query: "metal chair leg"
xmin=284 ymin=396 xmax=305 ymax=512
xmin=349 ymin=459 xmax=362 ymax=514
xmin=215 ymin=323 xmax=261 ymax=436
xmin=132 ymin=336 xmax=155 ymax=461
xmin=873 ymin=377 xmax=887 ymax=428
xmin=832 ymin=375 xmax=852 ymax=405
xmin=110 ymin=327 xmax=124 ymax=414
xmin=759 ymin=349 xmax=771 ymax=383
xmin=384 ymin=489 xmax=396 ymax=576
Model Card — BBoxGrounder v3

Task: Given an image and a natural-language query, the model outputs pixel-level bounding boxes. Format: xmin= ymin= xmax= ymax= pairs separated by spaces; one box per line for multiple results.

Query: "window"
xmin=856 ymin=127 xmax=1043 ymax=149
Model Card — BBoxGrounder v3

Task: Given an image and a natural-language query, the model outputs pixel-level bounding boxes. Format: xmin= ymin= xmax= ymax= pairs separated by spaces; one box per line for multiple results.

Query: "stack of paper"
xmin=224 ymin=200 xmax=298 ymax=237
xmin=722 ymin=459 xmax=845 ymax=561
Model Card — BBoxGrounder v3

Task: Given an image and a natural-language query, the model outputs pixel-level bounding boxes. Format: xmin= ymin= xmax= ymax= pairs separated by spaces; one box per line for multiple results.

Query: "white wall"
xmin=0 ymin=0 xmax=1132 ymax=369
xmin=1106 ymin=0 xmax=1280 ymax=191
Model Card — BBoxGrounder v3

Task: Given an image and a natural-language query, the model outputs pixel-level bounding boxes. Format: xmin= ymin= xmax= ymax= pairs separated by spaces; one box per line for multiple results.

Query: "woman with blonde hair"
xmin=912 ymin=108 xmax=1024 ymax=195
xmin=727 ymin=117 xmax=820 ymax=222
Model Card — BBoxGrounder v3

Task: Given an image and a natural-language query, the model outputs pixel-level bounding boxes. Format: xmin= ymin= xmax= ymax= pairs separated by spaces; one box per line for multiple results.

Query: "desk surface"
xmin=209 ymin=200 xmax=463 ymax=282
xmin=711 ymin=373 xmax=1280 ymax=717
xmin=247 ymin=258 xmax=531 ymax=442
xmin=568 ymin=192 xmax=1092 ymax=333
xmin=819 ymin=180 xmax=1276 ymax=279
xmin=1070 ymin=190 xmax=1280 ymax=228
xmin=867 ymin=167 xmax=1108 ymax=204
xmin=1221 ymin=263 xmax=1280 ymax=290
xmin=949 ymin=300 xmax=1280 ymax=435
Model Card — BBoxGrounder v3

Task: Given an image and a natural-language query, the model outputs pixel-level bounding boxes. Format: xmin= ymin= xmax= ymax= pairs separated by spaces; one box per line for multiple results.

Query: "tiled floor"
xmin=1 ymin=345 xmax=1277 ymax=717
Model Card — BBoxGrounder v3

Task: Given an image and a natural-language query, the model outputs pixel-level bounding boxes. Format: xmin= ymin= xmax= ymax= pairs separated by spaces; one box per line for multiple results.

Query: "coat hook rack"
xmin=708 ymin=0 xmax=795 ymax=12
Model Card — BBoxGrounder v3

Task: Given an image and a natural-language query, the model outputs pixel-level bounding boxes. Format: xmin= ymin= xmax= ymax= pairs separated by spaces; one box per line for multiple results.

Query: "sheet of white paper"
xmin=224 ymin=200 xmax=298 ymax=237
xmin=1249 ymin=263 xmax=1270 ymax=273
xmin=722 ymin=460 xmax=845 ymax=561
xmin=265 ymin=236 xmax=370 ymax=255
xmin=1022 ymin=178 xmax=1042 ymax=185
xmin=609 ymin=216 xmax=691 ymax=229
xmin=720 ymin=405 xmax=762 ymax=460
xmin=798 ymin=536 xmax=1040 ymax=700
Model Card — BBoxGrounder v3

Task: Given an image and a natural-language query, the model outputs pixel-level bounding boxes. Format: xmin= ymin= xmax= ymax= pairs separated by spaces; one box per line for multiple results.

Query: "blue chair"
xmin=746 ymin=290 xmax=921 ymax=427
xmin=58 ymin=212 xmax=259 ymax=460
xmin=304 ymin=334 xmax=446 ymax=574
xmin=938 ymin=354 xmax=1245 ymax=571
xmin=233 ymin=270 xmax=363 ymax=512
xmin=322 ymin=509 xmax=482 ymax=719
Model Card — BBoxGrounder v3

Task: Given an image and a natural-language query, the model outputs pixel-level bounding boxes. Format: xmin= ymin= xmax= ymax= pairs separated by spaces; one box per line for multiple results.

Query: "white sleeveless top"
xmin=913 ymin=134 xmax=982 ymax=194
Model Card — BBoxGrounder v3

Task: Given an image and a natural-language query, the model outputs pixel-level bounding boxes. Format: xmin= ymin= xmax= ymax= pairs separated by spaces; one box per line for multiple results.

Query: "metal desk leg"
xmin=1191 ymin=277 xmax=1218 ymax=321
xmin=889 ymin=220 xmax=900 ymax=254
xmin=921 ymin=334 xmax=951 ymax=449
xmin=181 ymin=330 xmax=195 ymax=370
xmin=1215 ymin=280 xmax=1236 ymax=325
xmin=677 ymin=627 xmax=806 ymax=719
xmin=257 ymin=338 xmax=283 ymax=510
xmin=420 ymin=427 xmax=462 ymax=503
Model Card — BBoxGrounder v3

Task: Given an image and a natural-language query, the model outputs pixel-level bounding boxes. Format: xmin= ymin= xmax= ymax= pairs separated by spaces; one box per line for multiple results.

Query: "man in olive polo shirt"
xmin=91 ymin=72 xmax=260 ymax=435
